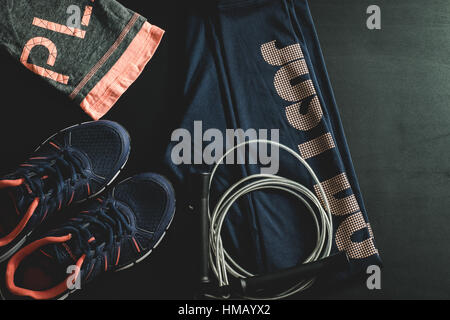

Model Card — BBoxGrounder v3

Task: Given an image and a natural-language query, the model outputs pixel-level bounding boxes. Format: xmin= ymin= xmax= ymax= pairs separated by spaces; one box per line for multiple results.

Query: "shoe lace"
xmin=16 ymin=146 xmax=85 ymax=212
xmin=59 ymin=202 xmax=133 ymax=262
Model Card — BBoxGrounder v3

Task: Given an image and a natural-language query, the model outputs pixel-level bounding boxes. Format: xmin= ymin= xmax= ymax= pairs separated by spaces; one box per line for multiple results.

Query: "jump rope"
xmin=194 ymin=140 xmax=349 ymax=299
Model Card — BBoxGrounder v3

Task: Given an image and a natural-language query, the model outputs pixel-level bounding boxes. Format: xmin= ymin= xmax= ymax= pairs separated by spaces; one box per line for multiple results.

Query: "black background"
xmin=0 ymin=0 xmax=448 ymax=299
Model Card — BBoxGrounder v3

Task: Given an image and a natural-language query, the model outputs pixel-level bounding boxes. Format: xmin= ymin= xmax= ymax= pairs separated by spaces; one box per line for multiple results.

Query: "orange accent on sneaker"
xmin=115 ymin=246 xmax=121 ymax=265
xmin=132 ymin=237 xmax=141 ymax=253
xmin=40 ymin=209 xmax=48 ymax=223
xmin=39 ymin=249 xmax=53 ymax=259
xmin=6 ymin=234 xmax=86 ymax=300
xmin=0 ymin=179 xmax=25 ymax=188
xmin=85 ymin=263 xmax=94 ymax=281
xmin=67 ymin=191 xmax=75 ymax=206
xmin=62 ymin=243 xmax=77 ymax=262
xmin=49 ymin=142 xmax=61 ymax=150
xmin=24 ymin=183 xmax=33 ymax=194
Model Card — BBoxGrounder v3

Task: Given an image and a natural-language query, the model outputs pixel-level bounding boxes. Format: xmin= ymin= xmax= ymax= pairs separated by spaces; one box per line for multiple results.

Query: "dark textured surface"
xmin=0 ymin=0 xmax=448 ymax=299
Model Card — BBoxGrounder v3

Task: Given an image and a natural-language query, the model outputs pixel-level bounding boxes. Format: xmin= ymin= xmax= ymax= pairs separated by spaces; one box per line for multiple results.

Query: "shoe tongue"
xmin=40 ymin=237 xmax=84 ymax=269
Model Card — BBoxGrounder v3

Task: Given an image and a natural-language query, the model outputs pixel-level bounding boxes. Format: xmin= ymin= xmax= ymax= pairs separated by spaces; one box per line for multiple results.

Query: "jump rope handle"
xmin=237 ymin=251 xmax=350 ymax=296
xmin=193 ymin=172 xmax=212 ymax=297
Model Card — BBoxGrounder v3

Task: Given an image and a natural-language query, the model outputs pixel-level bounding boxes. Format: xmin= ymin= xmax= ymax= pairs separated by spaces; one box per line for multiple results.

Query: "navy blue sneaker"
xmin=4 ymin=173 xmax=176 ymax=300
xmin=0 ymin=121 xmax=131 ymax=263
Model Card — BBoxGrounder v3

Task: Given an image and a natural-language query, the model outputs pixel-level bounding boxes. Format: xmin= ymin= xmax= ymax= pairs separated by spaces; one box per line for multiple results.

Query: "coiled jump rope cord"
xmin=207 ymin=140 xmax=334 ymax=299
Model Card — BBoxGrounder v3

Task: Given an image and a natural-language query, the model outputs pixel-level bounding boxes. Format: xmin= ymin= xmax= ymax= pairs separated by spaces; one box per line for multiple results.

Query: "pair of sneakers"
xmin=0 ymin=121 xmax=175 ymax=300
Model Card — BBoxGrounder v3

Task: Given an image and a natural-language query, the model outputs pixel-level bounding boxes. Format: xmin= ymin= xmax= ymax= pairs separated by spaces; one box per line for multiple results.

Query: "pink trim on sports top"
xmin=80 ymin=22 xmax=164 ymax=120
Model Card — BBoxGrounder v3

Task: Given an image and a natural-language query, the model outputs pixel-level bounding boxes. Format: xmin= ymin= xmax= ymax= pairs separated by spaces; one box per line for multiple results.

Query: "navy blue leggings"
xmin=166 ymin=0 xmax=381 ymax=278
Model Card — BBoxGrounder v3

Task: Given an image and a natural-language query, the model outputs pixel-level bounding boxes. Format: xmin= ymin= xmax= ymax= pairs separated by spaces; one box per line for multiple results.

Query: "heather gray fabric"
xmin=0 ymin=0 xmax=164 ymax=119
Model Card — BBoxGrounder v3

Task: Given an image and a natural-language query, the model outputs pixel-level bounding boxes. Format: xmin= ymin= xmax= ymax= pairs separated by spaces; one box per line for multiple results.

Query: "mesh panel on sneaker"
xmin=70 ymin=125 xmax=123 ymax=177
xmin=114 ymin=180 xmax=167 ymax=233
